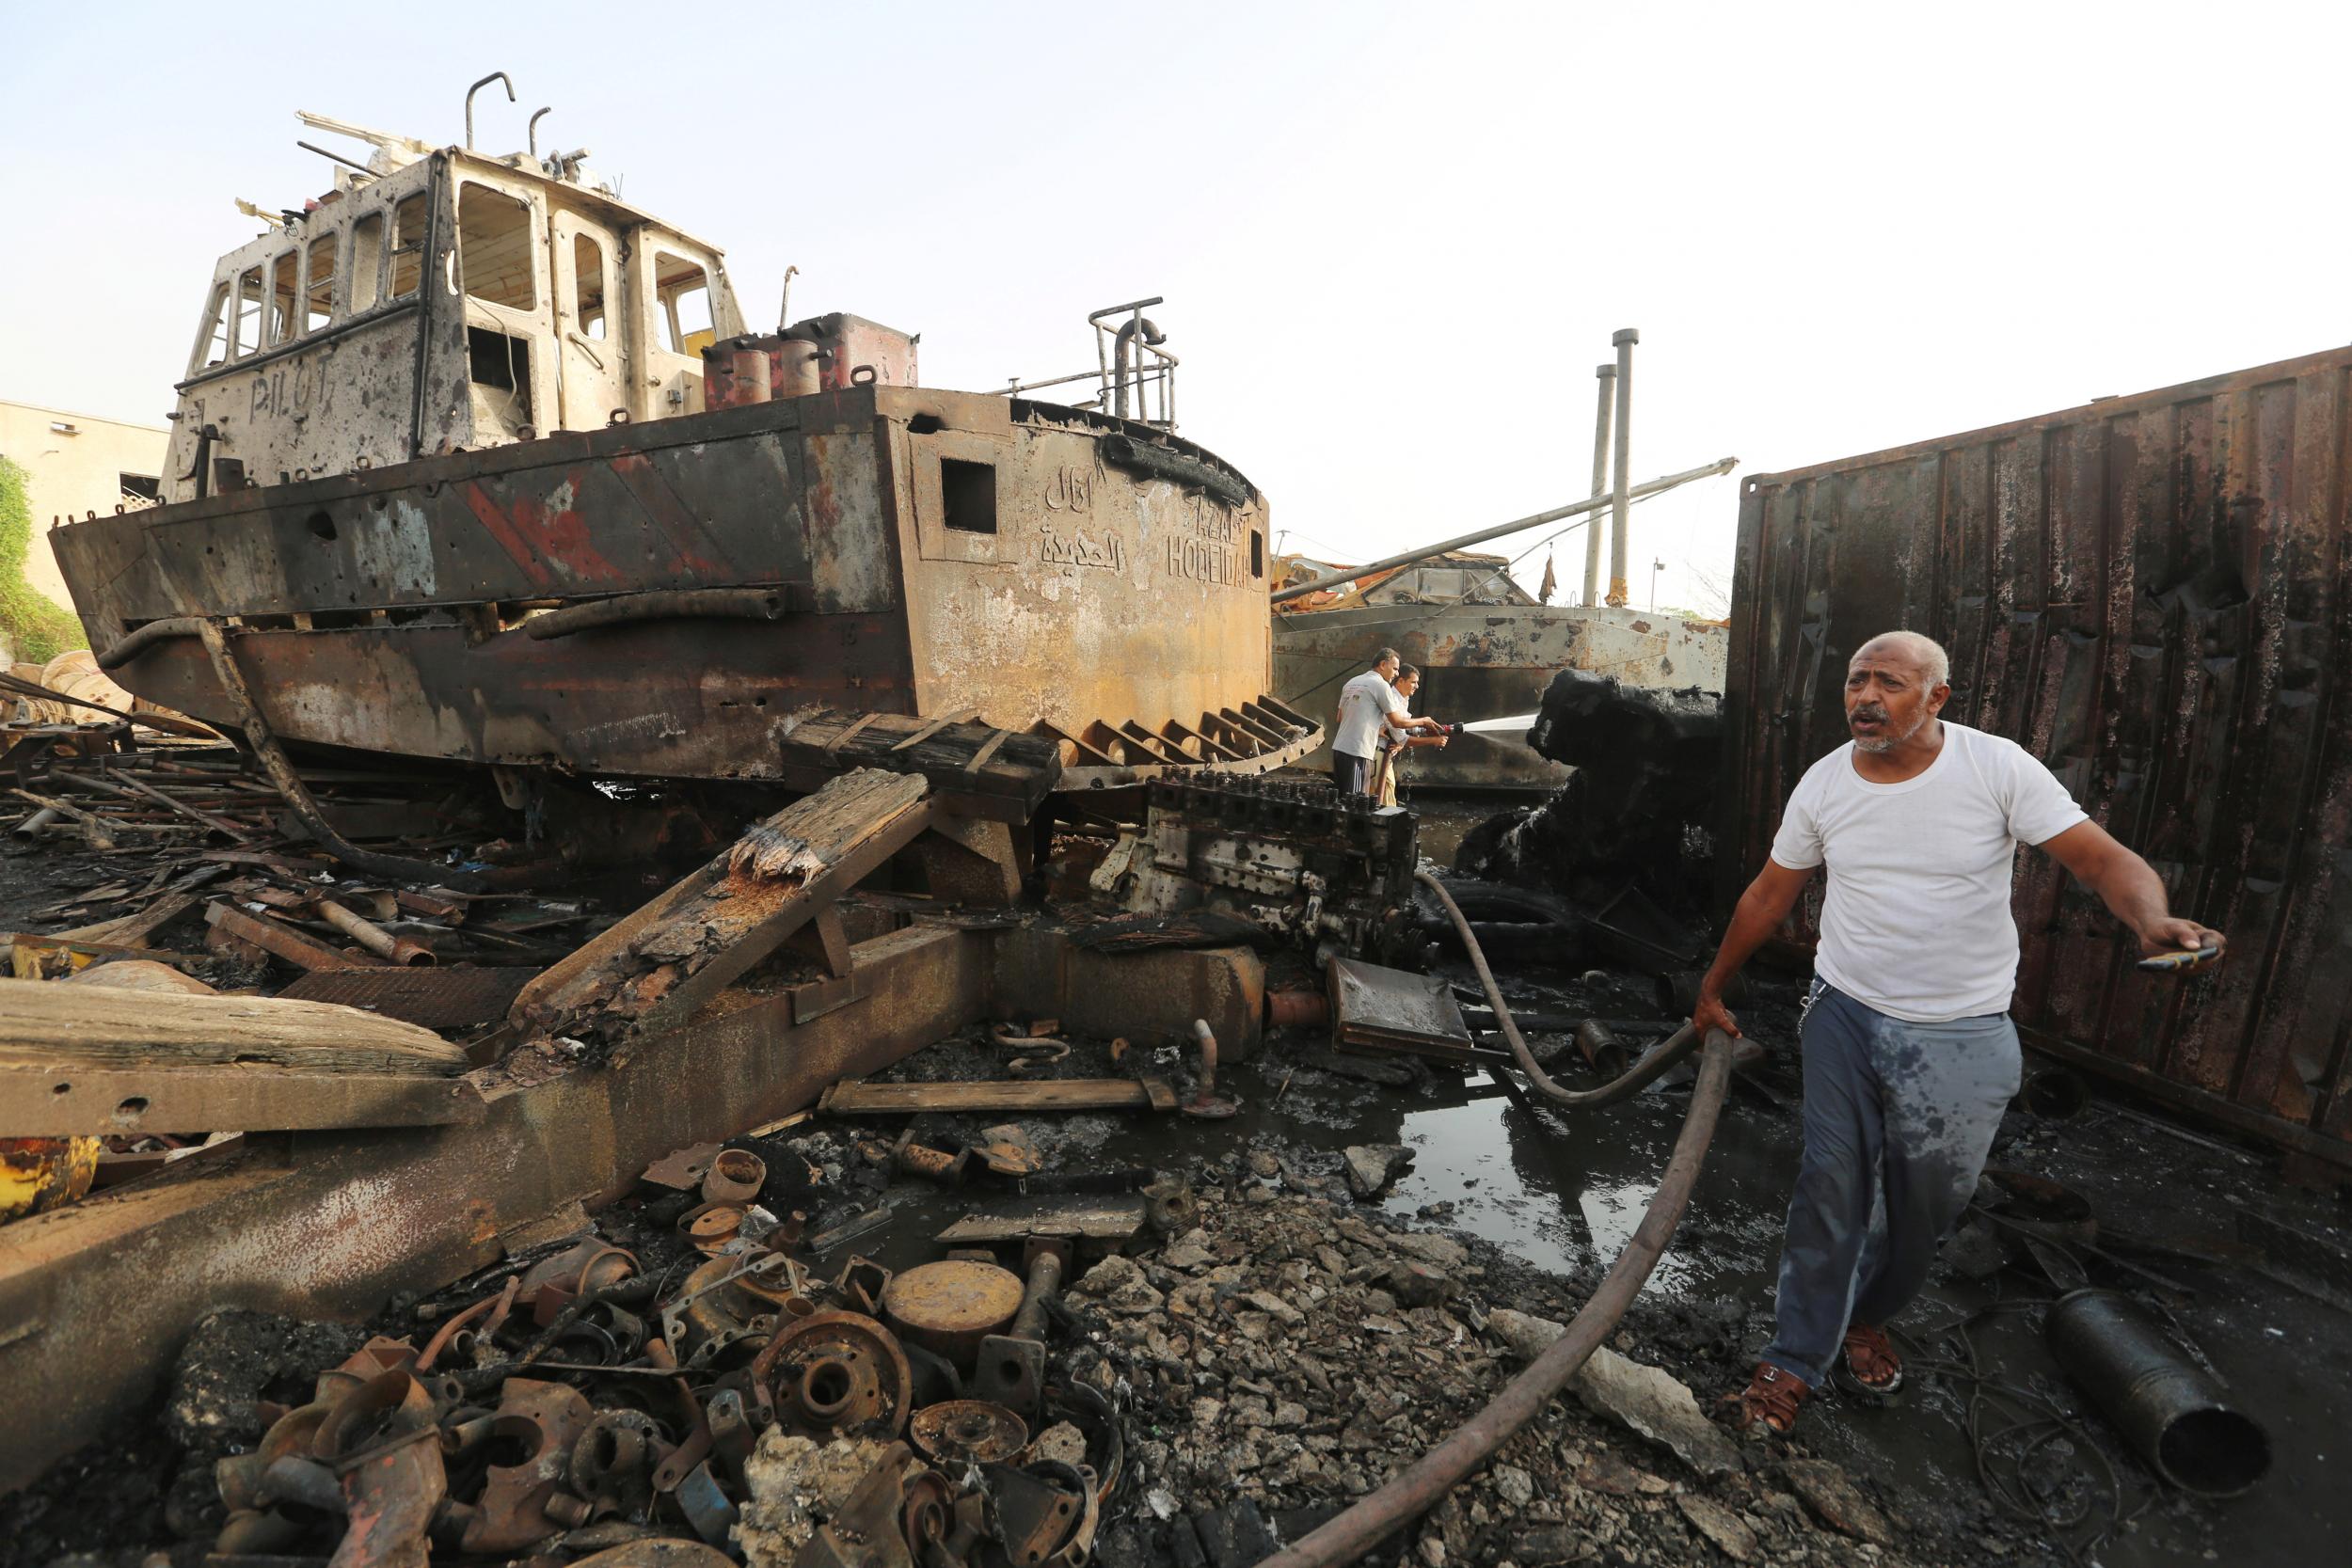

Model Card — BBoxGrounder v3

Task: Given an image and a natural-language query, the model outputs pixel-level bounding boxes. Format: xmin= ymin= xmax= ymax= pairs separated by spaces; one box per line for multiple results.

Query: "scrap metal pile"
xmin=192 ymin=1161 xmax=1125 ymax=1568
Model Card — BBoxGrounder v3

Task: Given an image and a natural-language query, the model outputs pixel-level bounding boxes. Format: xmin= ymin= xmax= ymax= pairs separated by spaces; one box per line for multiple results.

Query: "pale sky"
xmin=4 ymin=1 xmax=2344 ymax=616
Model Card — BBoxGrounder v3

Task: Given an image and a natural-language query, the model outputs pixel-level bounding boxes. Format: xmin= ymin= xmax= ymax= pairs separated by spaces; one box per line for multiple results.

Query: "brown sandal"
xmin=1722 ymin=1361 xmax=1808 ymax=1434
xmin=1841 ymin=1323 xmax=1904 ymax=1395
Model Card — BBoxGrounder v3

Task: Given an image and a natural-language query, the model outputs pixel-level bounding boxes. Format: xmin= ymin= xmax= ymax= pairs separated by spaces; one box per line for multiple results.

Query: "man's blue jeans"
xmin=1762 ymin=980 xmax=2020 ymax=1386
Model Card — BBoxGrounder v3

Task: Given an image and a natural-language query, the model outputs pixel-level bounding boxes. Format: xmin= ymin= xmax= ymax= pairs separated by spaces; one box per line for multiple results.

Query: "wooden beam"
xmin=0 ymin=1062 xmax=485 ymax=1135
xmin=0 ymin=979 xmax=469 ymax=1070
xmin=890 ymin=708 xmax=980 ymax=752
xmin=48 ymin=893 xmax=200 ymax=952
xmin=818 ymin=1076 xmax=1176 ymax=1114
xmin=0 ymin=978 xmax=481 ymax=1134
xmin=513 ymin=768 xmax=936 ymax=1042
xmin=773 ymin=705 xmax=1061 ymax=816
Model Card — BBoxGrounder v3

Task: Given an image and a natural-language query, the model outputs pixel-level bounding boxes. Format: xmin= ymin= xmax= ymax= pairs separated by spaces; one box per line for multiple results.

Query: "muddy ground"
xmin=12 ymin=969 xmax=2349 ymax=1567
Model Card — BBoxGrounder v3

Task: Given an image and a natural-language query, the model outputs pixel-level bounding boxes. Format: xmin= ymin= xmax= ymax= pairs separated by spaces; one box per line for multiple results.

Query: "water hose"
xmin=1420 ymin=868 xmax=1714 ymax=1107
xmin=1251 ymin=873 xmax=1738 ymax=1568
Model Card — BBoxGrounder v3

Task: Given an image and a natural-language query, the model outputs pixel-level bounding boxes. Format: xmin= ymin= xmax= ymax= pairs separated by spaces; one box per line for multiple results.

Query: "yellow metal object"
xmin=881 ymin=1259 xmax=1025 ymax=1360
xmin=0 ymin=1136 xmax=102 ymax=1222
xmin=12 ymin=937 xmax=97 ymax=980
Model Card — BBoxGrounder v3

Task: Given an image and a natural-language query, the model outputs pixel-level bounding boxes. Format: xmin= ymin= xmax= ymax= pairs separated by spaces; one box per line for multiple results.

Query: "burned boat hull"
xmin=56 ymin=386 xmax=1317 ymax=793
xmin=1272 ymin=602 xmax=1724 ymax=791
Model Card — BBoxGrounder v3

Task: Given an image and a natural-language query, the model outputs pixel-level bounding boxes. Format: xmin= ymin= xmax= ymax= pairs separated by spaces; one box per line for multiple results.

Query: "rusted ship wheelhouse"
xmin=56 ymin=132 xmax=1314 ymax=794
xmin=164 ymin=143 xmax=743 ymax=490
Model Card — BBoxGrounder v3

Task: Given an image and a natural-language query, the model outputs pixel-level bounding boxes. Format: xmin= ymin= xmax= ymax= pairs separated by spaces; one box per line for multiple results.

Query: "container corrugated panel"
xmin=1720 ymin=345 xmax=2352 ymax=1169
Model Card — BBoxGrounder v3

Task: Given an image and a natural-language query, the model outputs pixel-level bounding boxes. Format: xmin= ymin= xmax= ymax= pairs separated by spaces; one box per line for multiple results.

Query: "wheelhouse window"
xmin=349 ymin=213 xmax=385 ymax=312
xmin=231 ymin=267 xmax=264 ymax=356
xmin=267 ymin=250 xmax=300 ymax=344
xmin=192 ymin=279 xmax=231 ymax=372
xmin=457 ymin=183 xmax=537 ymax=309
xmin=389 ymin=194 xmax=428 ymax=300
xmin=305 ymin=233 xmax=337 ymax=329
xmin=572 ymin=231 xmax=608 ymax=340
xmin=942 ymin=459 xmax=998 ymax=534
xmin=654 ymin=250 xmax=713 ymax=356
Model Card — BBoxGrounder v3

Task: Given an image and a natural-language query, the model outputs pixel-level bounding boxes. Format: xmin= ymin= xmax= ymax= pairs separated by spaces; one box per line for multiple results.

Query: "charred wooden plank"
xmin=512 ymin=768 xmax=934 ymax=1045
xmin=818 ymin=1077 xmax=1176 ymax=1115
xmin=0 ymin=978 xmax=481 ymax=1134
xmin=773 ymin=707 xmax=1059 ymax=820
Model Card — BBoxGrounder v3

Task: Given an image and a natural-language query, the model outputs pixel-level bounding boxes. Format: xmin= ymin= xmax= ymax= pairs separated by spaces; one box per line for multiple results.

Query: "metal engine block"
xmin=1092 ymin=774 xmax=1417 ymax=958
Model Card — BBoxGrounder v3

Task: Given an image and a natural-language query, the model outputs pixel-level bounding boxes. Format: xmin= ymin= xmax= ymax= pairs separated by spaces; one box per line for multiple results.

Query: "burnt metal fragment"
xmin=2044 ymin=1288 xmax=2271 ymax=1497
xmin=750 ymin=1310 xmax=914 ymax=1441
xmin=910 ymin=1400 xmax=1032 ymax=1466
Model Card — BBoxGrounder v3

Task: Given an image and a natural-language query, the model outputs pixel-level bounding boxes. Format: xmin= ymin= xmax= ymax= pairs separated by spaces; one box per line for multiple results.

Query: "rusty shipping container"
xmin=1721 ymin=344 xmax=2352 ymax=1170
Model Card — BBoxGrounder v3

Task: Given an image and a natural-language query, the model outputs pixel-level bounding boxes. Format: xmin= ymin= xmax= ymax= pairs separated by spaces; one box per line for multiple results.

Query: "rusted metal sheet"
xmin=276 ymin=966 xmax=542 ymax=1028
xmin=1720 ymin=344 xmax=2352 ymax=1167
xmin=1328 ymin=956 xmax=1478 ymax=1064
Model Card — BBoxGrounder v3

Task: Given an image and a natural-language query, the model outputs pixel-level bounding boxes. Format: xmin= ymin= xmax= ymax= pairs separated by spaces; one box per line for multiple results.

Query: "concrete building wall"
xmin=0 ymin=401 xmax=170 ymax=611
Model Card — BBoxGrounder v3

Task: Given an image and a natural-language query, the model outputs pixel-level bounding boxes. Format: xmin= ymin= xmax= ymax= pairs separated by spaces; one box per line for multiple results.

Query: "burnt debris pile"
xmin=1455 ymin=670 xmax=1722 ymax=904
xmin=98 ymin=1132 xmax=1137 ymax=1568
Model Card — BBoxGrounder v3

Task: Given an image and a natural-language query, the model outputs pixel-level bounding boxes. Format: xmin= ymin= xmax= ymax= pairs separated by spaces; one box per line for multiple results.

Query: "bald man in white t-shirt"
xmin=1694 ymin=631 xmax=2225 ymax=1436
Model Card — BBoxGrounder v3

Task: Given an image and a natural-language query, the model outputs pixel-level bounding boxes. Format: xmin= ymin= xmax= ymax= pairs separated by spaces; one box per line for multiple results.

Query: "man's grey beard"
xmin=1851 ymin=706 xmax=1929 ymax=755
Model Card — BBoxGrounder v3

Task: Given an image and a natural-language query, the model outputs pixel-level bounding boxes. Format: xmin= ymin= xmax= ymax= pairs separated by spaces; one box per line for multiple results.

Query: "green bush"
xmin=0 ymin=456 xmax=89 ymax=665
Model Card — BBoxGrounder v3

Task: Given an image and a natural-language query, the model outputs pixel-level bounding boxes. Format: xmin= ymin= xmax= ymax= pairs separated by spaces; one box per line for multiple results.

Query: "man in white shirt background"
xmin=1373 ymin=665 xmax=1450 ymax=806
xmin=1332 ymin=649 xmax=1446 ymax=796
xmin=1693 ymin=630 xmax=2225 ymax=1435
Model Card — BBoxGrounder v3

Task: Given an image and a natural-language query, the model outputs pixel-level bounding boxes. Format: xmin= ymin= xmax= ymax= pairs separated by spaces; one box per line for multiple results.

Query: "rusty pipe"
xmin=521 ymin=587 xmax=798 ymax=641
xmin=2020 ymin=1067 xmax=2091 ymax=1121
xmin=1582 ymin=363 xmax=1615 ymax=607
xmin=528 ymin=107 xmax=550 ymax=159
xmin=1112 ymin=315 xmax=1166 ymax=422
xmin=2044 ymin=1288 xmax=2271 ymax=1497
xmin=1261 ymin=1029 xmax=1732 ymax=1568
xmin=776 ymin=263 xmax=800 ymax=334
xmin=1010 ymin=1250 xmax=1065 ymax=1342
xmin=1265 ymin=989 xmax=1329 ymax=1031
xmin=318 ymin=899 xmax=436 ymax=966
xmin=1606 ymin=328 xmax=1638 ymax=606
xmin=465 ymin=71 xmax=515 ymax=150
xmin=95 ymin=615 xmax=204 ymax=671
xmin=1269 ymin=457 xmax=1737 ymax=606
xmin=1182 ymin=1018 xmax=1237 ymax=1117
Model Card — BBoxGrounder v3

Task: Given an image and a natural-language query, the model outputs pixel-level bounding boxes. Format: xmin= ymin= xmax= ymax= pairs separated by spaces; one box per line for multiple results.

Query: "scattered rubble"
xmin=1343 ymin=1144 xmax=1415 ymax=1199
xmin=1486 ymin=1311 xmax=1741 ymax=1479
xmin=1063 ymin=1183 xmax=1938 ymax=1568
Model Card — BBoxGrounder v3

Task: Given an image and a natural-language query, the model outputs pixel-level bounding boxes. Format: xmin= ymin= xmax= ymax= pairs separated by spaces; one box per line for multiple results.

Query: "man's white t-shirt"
xmin=1382 ymin=693 xmax=1414 ymax=752
xmin=1769 ymin=721 xmax=2088 ymax=1023
xmin=1334 ymin=671 xmax=1401 ymax=760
